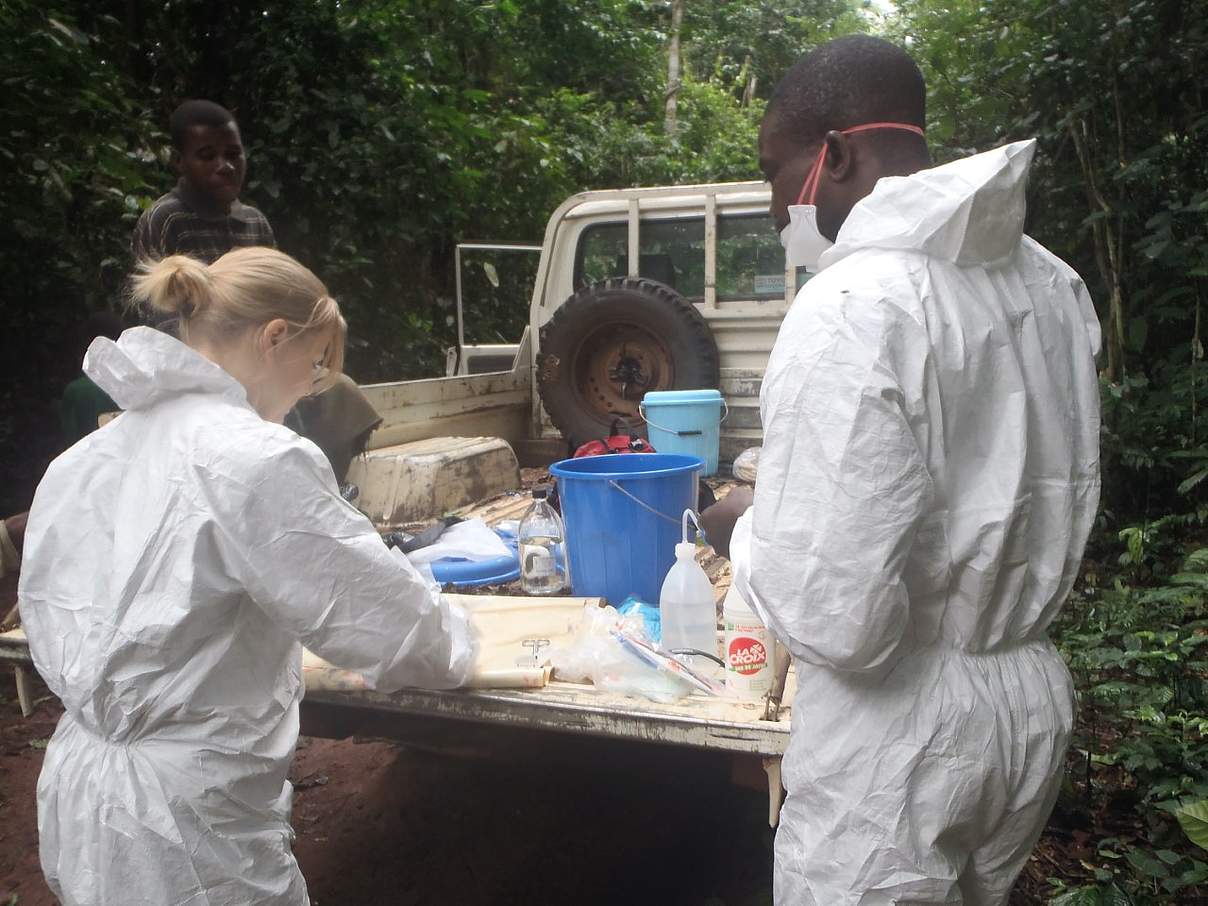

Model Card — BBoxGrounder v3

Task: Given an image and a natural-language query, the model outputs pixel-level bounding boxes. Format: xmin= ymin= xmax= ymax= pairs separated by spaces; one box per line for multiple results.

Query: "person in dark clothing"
xmin=60 ymin=311 xmax=123 ymax=445
xmin=132 ymin=100 xmax=274 ymax=273
xmin=0 ymin=512 xmax=24 ymax=585
xmin=4 ymin=314 xmax=124 ymax=590
xmin=285 ymin=374 xmax=382 ymax=487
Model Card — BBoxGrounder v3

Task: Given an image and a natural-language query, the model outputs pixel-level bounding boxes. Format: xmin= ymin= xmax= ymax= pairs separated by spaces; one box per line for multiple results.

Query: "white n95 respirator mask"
xmin=781 ymin=121 xmax=926 ymax=273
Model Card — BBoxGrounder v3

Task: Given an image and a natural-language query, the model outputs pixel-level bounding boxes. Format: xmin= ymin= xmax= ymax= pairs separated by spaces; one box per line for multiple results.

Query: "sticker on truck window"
xmin=753 ymin=274 xmax=786 ymax=295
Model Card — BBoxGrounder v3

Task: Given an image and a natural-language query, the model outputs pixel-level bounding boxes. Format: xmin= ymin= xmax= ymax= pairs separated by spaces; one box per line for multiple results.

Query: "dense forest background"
xmin=2 ymin=1 xmax=1207 ymax=900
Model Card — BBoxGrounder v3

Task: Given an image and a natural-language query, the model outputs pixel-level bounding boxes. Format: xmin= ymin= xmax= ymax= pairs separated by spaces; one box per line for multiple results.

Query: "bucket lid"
xmin=429 ymin=554 xmax=521 ymax=587
xmin=429 ymin=528 xmax=522 ymax=588
xmin=643 ymin=389 xmax=722 ymax=404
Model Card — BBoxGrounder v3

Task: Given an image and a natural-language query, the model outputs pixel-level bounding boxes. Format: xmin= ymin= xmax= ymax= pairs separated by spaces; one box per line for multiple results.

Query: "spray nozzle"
xmin=682 ymin=508 xmax=703 ymax=545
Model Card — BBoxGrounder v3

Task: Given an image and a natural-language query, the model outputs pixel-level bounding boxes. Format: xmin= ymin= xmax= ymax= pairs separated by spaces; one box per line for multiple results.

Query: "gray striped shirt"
xmin=131 ymin=178 xmax=275 ymax=266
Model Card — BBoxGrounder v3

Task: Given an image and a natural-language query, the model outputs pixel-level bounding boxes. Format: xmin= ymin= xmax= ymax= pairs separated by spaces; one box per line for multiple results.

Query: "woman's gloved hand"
xmin=699 ymin=486 xmax=753 ymax=561
xmin=381 ymin=516 xmax=464 ymax=554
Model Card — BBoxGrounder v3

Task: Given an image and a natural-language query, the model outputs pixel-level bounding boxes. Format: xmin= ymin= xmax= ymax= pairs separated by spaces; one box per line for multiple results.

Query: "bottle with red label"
xmin=722 ymin=584 xmax=775 ymax=700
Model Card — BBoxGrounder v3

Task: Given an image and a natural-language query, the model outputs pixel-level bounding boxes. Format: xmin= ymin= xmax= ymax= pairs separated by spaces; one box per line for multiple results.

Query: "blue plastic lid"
xmin=642 ymin=389 xmax=723 ymax=404
xmin=429 ymin=554 xmax=521 ymax=587
xmin=428 ymin=528 xmax=521 ymax=588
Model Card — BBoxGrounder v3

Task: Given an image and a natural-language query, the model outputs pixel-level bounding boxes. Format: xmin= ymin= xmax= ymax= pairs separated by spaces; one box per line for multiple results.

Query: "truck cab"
xmin=444 ymin=182 xmax=802 ymax=471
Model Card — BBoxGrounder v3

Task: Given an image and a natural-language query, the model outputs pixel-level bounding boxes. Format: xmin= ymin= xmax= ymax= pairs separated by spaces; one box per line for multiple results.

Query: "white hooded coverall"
xmin=19 ymin=328 xmax=477 ymax=905
xmin=731 ymin=140 xmax=1101 ymax=904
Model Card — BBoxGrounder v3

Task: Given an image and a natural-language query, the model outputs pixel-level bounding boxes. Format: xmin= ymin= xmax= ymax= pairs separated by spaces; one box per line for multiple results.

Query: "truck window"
xmin=575 ymin=222 xmax=628 ymax=287
xmin=575 ymin=213 xmax=806 ymax=301
xmin=575 ymin=218 xmax=706 ymax=299
xmin=717 ymin=213 xmax=793 ymax=300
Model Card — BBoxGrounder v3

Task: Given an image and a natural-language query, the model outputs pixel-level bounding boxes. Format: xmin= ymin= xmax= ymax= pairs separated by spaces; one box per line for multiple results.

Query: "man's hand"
xmin=5 ymin=512 xmax=28 ymax=556
xmin=0 ymin=512 xmax=25 ymax=586
xmin=700 ymin=486 xmax=754 ymax=561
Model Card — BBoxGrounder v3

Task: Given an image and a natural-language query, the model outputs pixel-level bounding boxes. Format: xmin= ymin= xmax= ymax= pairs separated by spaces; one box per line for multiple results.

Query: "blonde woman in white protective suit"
xmin=20 ymin=247 xmax=477 ymax=905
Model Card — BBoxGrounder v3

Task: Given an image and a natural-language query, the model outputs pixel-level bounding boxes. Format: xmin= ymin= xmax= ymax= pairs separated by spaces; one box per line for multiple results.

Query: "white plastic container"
xmin=722 ymin=584 xmax=775 ymax=700
xmin=660 ymin=510 xmax=718 ymax=666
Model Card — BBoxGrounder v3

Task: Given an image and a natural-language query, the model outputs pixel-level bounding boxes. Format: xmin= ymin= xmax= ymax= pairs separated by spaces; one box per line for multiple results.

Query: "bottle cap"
xmin=532 ymin=484 xmax=550 ymax=500
xmin=675 ymin=541 xmax=697 ymax=559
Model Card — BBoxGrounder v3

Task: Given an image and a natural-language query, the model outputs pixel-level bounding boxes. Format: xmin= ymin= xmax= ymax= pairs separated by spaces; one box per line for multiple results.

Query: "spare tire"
xmin=537 ymin=277 xmax=720 ymax=448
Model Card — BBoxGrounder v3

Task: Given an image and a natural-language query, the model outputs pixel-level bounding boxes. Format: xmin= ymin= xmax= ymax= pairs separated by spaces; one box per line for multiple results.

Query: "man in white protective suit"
xmin=701 ymin=35 xmax=1101 ymax=904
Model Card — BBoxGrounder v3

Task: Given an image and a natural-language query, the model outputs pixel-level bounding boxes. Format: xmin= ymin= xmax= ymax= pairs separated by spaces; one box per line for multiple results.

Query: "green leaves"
xmin=1125 ymin=847 xmax=1169 ymax=879
xmin=45 ymin=17 xmax=88 ymax=45
xmin=1184 ymin=549 xmax=1208 ymax=575
xmin=1055 ymin=529 xmax=1208 ymax=898
xmin=1050 ymin=883 xmax=1134 ymax=906
xmin=1179 ymin=801 xmax=1208 ymax=851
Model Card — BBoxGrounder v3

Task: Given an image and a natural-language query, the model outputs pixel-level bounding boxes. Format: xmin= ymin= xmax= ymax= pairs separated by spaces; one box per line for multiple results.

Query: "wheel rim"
xmin=572 ymin=322 xmax=675 ymax=423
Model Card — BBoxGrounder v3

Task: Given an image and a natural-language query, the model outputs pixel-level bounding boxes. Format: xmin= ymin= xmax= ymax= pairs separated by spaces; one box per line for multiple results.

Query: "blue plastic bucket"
xmin=639 ymin=389 xmax=727 ymax=477
xmin=549 ymin=453 xmax=703 ymax=605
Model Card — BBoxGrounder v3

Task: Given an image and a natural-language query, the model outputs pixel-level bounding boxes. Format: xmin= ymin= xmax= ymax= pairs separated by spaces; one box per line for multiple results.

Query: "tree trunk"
xmin=1070 ymin=118 xmax=1126 ymax=382
xmin=740 ymin=53 xmax=756 ymax=108
xmin=664 ymin=0 xmax=684 ymax=136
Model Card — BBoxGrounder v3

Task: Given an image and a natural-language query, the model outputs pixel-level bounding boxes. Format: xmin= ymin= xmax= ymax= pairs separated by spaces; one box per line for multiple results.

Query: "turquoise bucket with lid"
xmin=639 ymin=389 xmax=727 ymax=477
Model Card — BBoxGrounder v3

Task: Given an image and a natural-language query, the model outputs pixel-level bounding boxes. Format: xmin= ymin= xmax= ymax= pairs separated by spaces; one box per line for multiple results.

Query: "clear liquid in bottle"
xmin=519 ymin=486 xmax=567 ymax=596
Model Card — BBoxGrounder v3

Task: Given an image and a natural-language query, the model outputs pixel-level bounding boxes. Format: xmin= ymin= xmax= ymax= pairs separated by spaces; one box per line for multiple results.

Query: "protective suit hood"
xmin=820 ymin=139 xmax=1037 ymax=272
xmin=84 ymin=325 xmax=249 ymax=412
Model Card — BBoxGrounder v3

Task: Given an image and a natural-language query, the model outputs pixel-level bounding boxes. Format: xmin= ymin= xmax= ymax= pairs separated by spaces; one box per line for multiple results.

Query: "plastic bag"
xmin=404 ymin=518 xmax=511 ymax=566
xmin=549 ymin=604 xmax=691 ymax=703
xmin=617 ymin=595 xmax=661 ymax=643
xmin=732 ymin=446 xmax=761 ymax=483
xmin=548 ymin=604 xmax=621 ymax=684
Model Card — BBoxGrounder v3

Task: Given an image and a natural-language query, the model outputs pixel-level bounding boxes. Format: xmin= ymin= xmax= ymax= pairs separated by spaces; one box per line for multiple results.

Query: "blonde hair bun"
xmin=131 ymin=255 xmax=214 ymax=320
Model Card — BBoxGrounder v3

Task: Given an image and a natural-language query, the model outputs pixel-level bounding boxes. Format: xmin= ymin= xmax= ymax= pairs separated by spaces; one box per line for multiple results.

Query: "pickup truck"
xmin=3 ymin=179 xmax=804 ymax=823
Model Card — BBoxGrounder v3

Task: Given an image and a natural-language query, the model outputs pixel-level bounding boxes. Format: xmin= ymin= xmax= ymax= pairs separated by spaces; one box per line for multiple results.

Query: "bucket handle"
xmin=638 ymin=399 xmax=729 ymax=437
xmin=608 ymin=479 xmax=695 ymax=528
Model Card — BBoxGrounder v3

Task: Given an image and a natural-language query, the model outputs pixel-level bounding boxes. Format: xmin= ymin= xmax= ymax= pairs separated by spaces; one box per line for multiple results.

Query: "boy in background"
xmin=132 ymin=99 xmax=274 ymax=274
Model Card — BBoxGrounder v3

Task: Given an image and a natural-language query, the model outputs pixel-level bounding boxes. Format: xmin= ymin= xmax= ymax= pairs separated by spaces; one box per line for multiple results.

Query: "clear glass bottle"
xmin=519 ymin=485 xmax=568 ymax=595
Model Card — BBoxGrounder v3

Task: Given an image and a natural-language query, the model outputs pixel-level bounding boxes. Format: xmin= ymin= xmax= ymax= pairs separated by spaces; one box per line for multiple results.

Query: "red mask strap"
xmin=842 ymin=122 xmax=926 ymax=138
xmin=795 ymin=148 xmax=829 ymax=207
xmin=793 ymin=122 xmax=925 ymax=207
